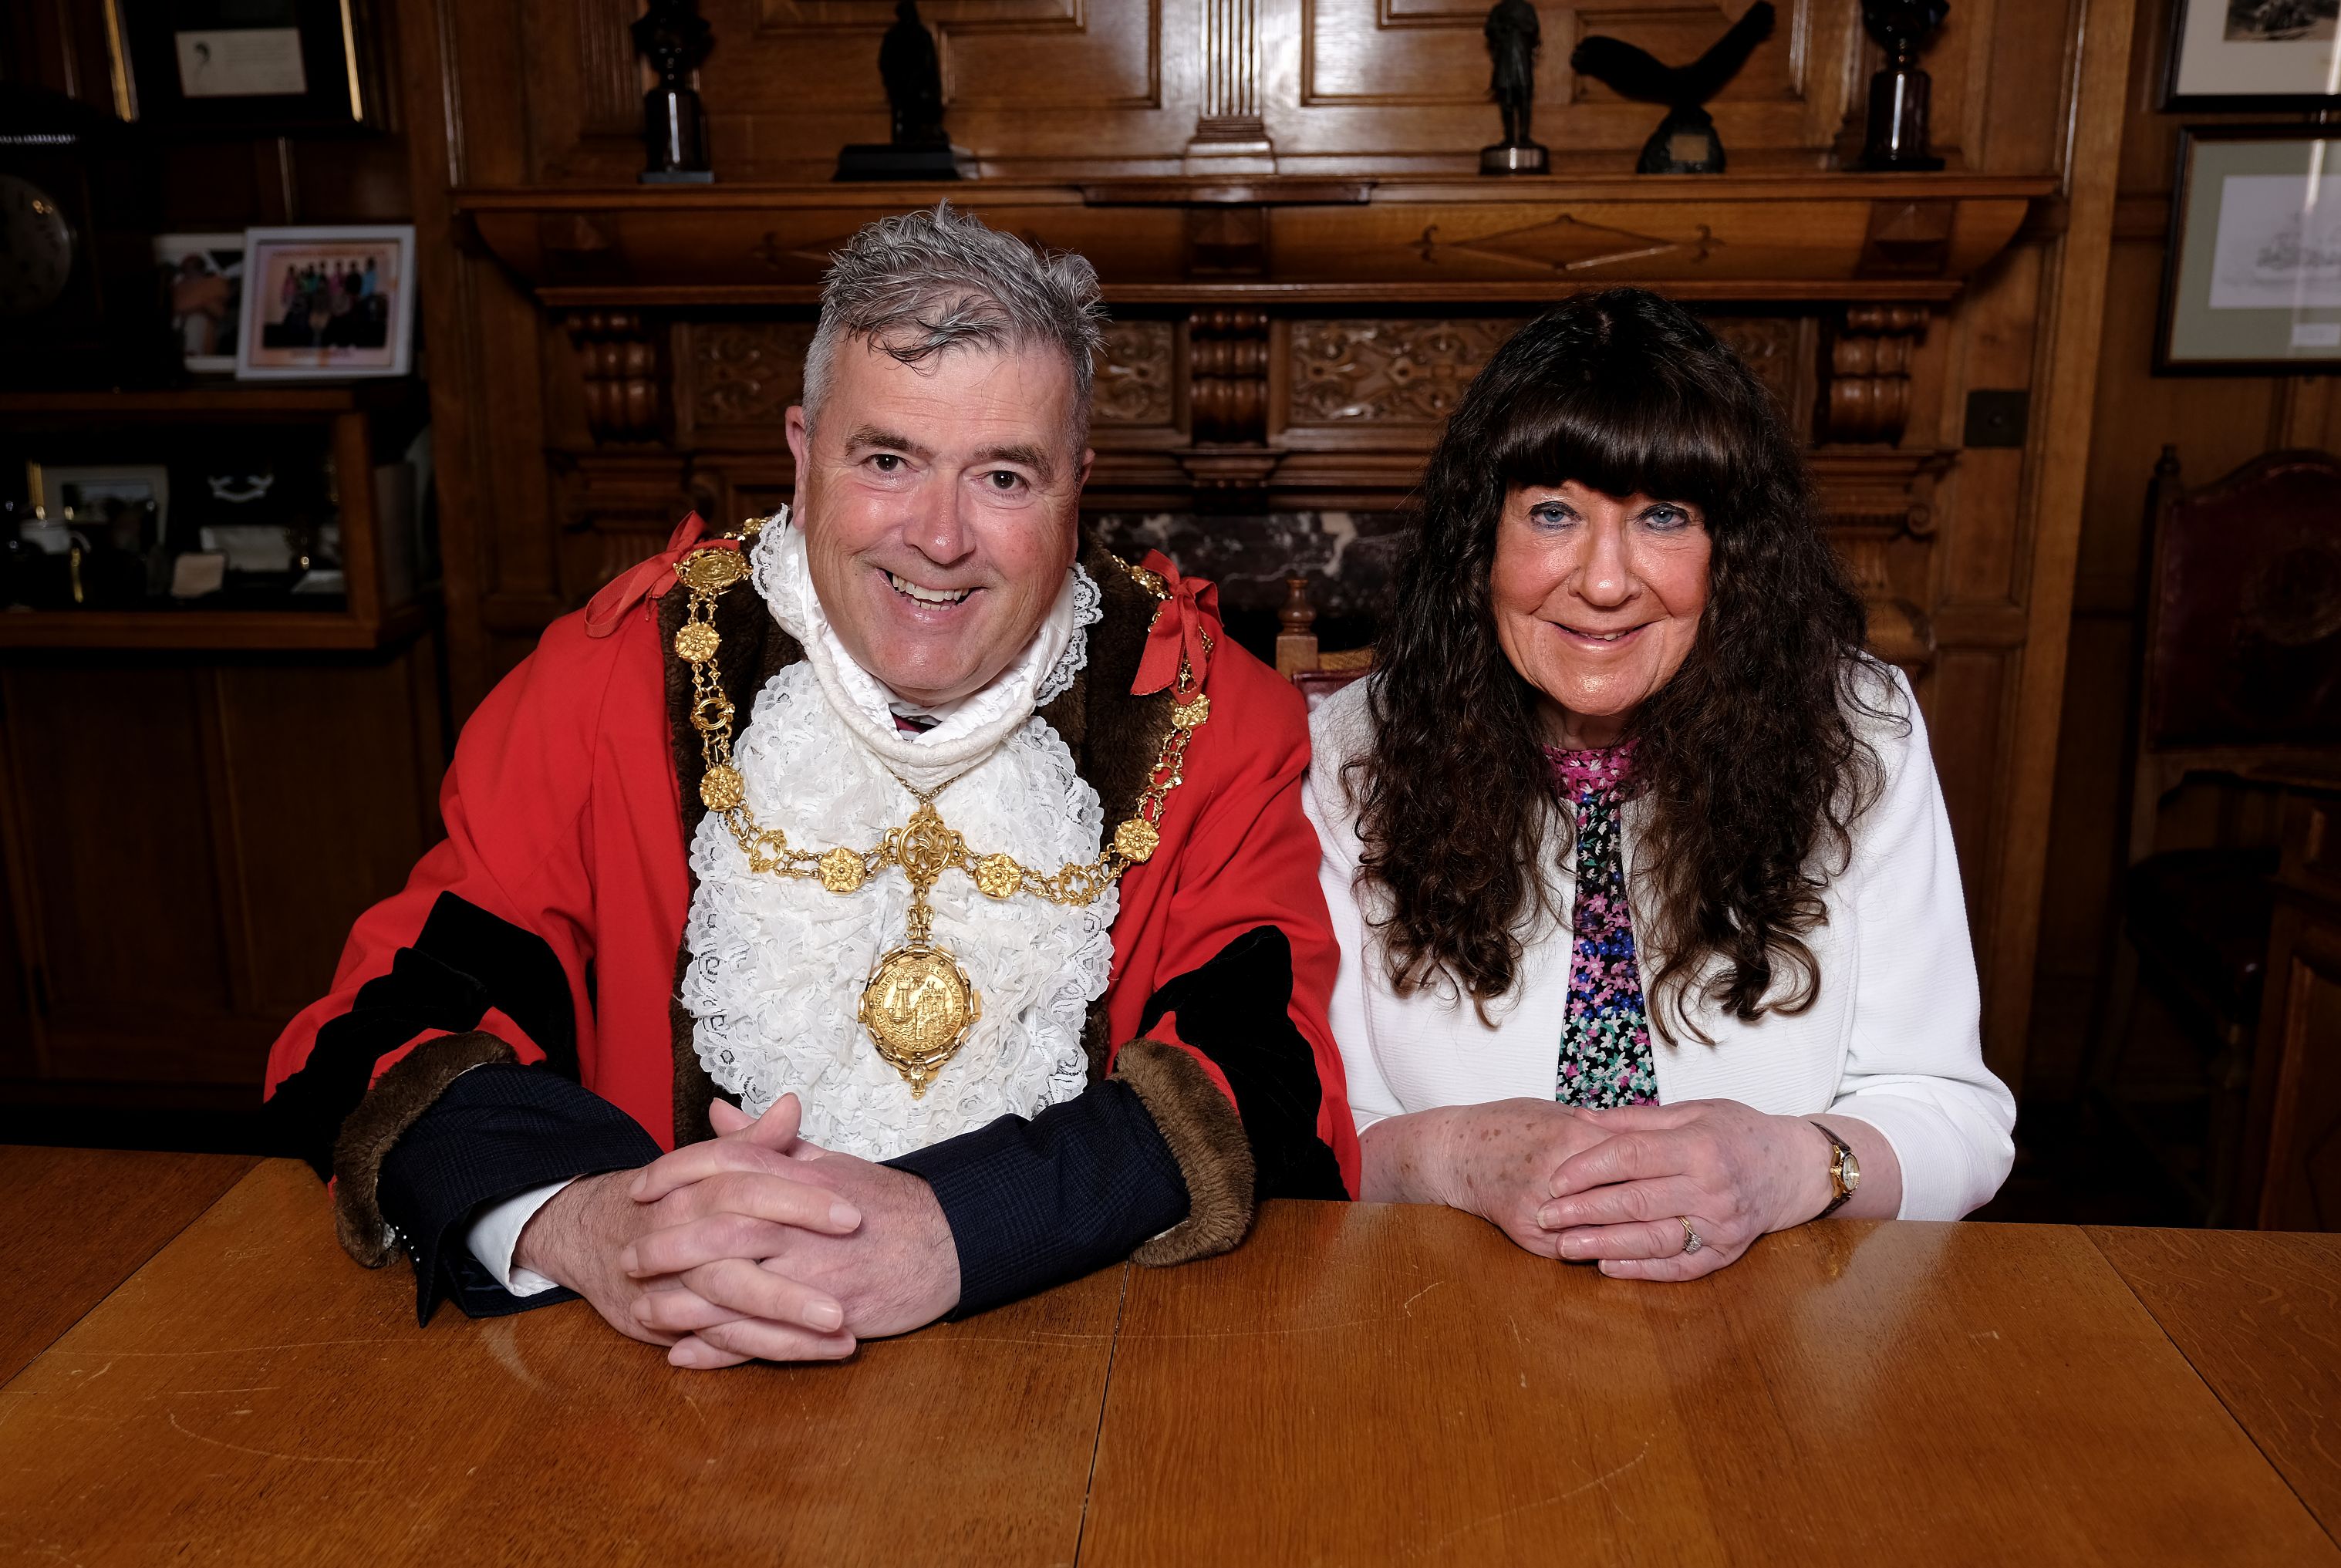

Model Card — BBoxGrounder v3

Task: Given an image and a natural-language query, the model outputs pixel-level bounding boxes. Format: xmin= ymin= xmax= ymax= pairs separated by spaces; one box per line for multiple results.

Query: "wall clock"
xmin=0 ymin=173 xmax=80 ymax=319
xmin=0 ymin=89 xmax=164 ymax=387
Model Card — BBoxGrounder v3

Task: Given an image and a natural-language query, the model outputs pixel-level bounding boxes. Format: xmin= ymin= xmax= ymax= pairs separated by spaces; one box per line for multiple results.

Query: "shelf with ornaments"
xmin=0 ymin=379 xmax=432 ymax=651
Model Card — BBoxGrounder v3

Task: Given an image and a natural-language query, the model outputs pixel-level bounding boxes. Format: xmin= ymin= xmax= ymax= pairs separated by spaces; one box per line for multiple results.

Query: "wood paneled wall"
xmin=393 ymin=0 xmax=2137 ymax=1093
xmin=2029 ymin=0 xmax=2341 ymax=1102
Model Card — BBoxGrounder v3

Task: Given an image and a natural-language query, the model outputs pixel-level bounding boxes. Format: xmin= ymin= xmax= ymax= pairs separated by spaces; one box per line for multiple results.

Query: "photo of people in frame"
xmin=237 ymin=227 xmax=415 ymax=378
xmin=154 ymin=234 xmax=245 ymax=374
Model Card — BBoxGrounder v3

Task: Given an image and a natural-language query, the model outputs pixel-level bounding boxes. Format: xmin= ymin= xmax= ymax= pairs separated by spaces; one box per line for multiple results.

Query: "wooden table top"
xmin=2 ymin=1155 xmax=2336 ymax=1566
xmin=0 ymin=1145 xmax=255 ymax=1385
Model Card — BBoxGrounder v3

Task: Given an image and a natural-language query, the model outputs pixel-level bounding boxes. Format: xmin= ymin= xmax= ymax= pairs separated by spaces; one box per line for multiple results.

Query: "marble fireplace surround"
xmin=469 ymin=175 xmax=2049 ymax=675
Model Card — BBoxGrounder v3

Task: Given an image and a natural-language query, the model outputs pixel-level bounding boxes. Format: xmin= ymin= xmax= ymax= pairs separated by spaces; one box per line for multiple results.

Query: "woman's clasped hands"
xmin=1369 ymin=1096 xmax=1850 ymax=1282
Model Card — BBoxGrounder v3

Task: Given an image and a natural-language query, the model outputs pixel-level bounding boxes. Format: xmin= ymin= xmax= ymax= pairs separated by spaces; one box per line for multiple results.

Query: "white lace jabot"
xmin=679 ymin=517 xmax=1113 ymax=1159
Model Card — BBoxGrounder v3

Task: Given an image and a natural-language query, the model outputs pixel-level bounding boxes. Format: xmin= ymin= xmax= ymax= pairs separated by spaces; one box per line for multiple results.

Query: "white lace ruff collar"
xmin=677 ymin=514 xmax=1113 ymax=1158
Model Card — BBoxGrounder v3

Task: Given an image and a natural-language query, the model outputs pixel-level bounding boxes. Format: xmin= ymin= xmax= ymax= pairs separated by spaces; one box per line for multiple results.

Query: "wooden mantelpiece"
xmin=456 ymin=174 xmax=2028 ymax=685
xmin=458 ymin=175 xmax=2053 ymax=306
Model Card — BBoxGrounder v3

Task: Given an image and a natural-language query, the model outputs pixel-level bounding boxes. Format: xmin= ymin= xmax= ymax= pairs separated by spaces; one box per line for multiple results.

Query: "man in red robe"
xmin=263 ymin=204 xmax=1356 ymax=1366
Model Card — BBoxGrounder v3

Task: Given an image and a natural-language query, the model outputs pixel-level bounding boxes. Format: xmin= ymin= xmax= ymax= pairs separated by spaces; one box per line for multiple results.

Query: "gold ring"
xmin=1679 ymin=1216 xmax=1705 ymax=1256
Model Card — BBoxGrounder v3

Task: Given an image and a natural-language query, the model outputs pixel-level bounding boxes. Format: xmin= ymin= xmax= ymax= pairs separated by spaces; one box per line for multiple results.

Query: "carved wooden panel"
xmin=678 ymin=321 xmax=815 ymax=446
xmin=1095 ymin=319 xmax=1178 ymax=427
xmin=1287 ymin=318 xmax=1518 ymax=426
xmin=552 ymin=456 xmax=703 ymax=602
xmin=1709 ymin=314 xmax=1816 ymax=441
xmin=1284 ymin=312 xmax=1813 ymax=434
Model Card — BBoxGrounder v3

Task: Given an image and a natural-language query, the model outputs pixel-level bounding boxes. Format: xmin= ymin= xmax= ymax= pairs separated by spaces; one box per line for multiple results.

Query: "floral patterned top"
xmin=1545 ymin=743 xmax=1657 ymax=1108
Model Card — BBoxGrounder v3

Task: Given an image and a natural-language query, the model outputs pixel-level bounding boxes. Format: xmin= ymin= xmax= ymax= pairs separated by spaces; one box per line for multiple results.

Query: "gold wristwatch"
xmin=1811 ymin=1121 xmax=1860 ymax=1219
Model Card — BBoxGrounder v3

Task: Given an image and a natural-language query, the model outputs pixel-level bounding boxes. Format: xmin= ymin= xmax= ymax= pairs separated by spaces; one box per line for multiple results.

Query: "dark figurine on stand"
xmin=836 ymin=1 xmax=974 ymax=181
xmin=1859 ymin=0 xmax=1948 ymax=171
xmin=1481 ymin=0 xmax=1547 ymax=175
xmin=633 ymin=0 xmax=715 ymax=184
xmin=1571 ymin=2 xmax=1775 ymax=175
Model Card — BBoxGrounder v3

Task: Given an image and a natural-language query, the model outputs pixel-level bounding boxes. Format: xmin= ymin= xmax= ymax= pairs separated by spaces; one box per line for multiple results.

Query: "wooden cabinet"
xmin=0 ymin=386 xmax=446 ymax=1108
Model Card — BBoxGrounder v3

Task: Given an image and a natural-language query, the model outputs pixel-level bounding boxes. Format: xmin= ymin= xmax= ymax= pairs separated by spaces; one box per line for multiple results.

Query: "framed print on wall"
xmin=2165 ymin=1 xmax=2341 ymax=111
xmin=2159 ymin=129 xmax=2341 ymax=374
xmin=106 ymin=0 xmax=385 ymax=132
xmin=234 ymin=225 xmax=414 ymax=380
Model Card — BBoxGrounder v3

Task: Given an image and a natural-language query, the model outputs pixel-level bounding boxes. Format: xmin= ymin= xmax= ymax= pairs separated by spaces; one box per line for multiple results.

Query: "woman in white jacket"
xmin=1305 ymin=289 xmax=2013 ymax=1280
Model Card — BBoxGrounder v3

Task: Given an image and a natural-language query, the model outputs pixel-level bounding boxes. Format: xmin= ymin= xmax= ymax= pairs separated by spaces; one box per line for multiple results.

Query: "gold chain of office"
xmin=669 ymin=523 xmax=1209 ymax=1098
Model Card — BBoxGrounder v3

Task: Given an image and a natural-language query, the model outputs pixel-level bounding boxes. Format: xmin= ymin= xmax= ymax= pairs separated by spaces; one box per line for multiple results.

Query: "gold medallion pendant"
xmin=671 ymin=528 xmax=1207 ymax=1098
xmin=858 ymin=942 xmax=982 ymax=1097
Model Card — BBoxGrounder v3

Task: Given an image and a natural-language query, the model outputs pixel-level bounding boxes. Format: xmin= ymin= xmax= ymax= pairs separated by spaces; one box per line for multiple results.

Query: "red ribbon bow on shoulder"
xmin=585 ymin=512 xmax=737 ymax=638
xmin=1131 ymin=549 xmax=1221 ymax=698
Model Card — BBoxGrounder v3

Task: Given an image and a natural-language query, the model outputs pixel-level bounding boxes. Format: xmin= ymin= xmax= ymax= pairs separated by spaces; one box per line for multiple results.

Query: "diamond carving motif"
xmin=1093 ymin=321 xmax=1175 ymax=427
xmin=1289 ymin=319 xmax=1521 ymax=425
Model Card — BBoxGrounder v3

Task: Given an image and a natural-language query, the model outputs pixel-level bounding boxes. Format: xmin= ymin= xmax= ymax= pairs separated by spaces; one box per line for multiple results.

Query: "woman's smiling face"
xmin=1489 ymin=478 xmax=1712 ymax=749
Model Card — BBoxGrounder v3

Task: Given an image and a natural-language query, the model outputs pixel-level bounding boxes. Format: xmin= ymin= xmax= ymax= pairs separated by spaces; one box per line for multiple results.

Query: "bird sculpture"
xmin=1570 ymin=2 xmax=1776 ymax=174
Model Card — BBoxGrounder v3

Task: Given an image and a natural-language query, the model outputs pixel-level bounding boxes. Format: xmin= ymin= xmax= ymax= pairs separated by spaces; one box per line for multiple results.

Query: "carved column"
xmin=1821 ymin=305 xmax=1929 ymax=443
xmin=1184 ymin=0 xmax=1274 ymax=174
xmin=566 ymin=311 xmax=663 ymax=443
xmin=1182 ymin=308 xmax=1280 ymax=489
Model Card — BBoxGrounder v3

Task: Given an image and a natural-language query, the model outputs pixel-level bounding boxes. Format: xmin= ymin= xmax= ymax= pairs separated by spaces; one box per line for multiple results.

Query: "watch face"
xmin=1841 ymin=1148 xmax=1860 ymax=1189
xmin=0 ymin=174 xmax=78 ymax=316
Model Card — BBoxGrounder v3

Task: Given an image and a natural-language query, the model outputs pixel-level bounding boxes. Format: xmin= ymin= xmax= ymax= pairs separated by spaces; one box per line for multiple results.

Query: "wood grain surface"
xmin=0 ymin=1145 xmax=256 ymax=1384
xmin=2090 ymin=1226 xmax=2341 ymax=1541
xmin=1080 ymin=1203 xmax=2338 ymax=1566
xmin=0 ymin=1159 xmax=1123 ymax=1566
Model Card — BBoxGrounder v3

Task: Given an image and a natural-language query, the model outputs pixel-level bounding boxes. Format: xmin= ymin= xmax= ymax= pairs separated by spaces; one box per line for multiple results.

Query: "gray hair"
xmin=801 ymin=202 xmax=1107 ymax=450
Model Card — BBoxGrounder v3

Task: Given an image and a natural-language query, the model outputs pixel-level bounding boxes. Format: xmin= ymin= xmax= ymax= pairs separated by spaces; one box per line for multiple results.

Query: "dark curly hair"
xmin=1351 ymin=288 xmax=1890 ymax=1040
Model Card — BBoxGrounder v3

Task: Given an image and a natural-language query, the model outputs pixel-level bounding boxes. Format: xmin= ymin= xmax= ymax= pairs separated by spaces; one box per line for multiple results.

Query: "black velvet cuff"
xmin=885 ymin=1080 xmax=1189 ymax=1318
xmin=376 ymin=1063 xmax=663 ymax=1324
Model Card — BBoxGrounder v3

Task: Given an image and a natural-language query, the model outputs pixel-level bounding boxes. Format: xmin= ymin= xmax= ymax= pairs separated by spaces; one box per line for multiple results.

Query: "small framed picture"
xmin=108 ymin=0 xmax=384 ymax=131
xmin=25 ymin=464 xmax=170 ymax=553
xmin=2165 ymin=1 xmax=2341 ymax=110
xmin=154 ymin=231 xmax=245 ymax=375
xmin=235 ymin=225 xmax=415 ymax=380
xmin=2159 ymin=128 xmax=2341 ymax=374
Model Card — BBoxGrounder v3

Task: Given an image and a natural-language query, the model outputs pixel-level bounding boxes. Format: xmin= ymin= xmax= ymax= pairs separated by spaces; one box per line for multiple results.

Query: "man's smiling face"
xmin=785 ymin=336 xmax=1091 ymax=709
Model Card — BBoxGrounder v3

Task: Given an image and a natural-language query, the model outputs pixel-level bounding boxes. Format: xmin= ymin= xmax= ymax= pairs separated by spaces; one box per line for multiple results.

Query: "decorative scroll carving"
xmin=1095 ymin=320 xmax=1176 ymax=426
xmin=1188 ymin=308 xmax=1270 ymax=443
xmin=1287 ymin=319 xmax=1520 ymax=426
xmin=566 ymin=312 xmax=662 ymax=443
xmin=690 ymin=322 xmax=814 ymax=433
xmin=1823 ymin=305 xmax=1928 ymax=443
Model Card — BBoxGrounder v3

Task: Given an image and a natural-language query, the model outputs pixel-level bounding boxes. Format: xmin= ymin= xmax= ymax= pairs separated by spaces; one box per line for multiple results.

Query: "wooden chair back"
xmin=1274 ymin=575 xmax=1374 ymax=710
xmin=2124 ymin=446 xmax=2341 ymax=867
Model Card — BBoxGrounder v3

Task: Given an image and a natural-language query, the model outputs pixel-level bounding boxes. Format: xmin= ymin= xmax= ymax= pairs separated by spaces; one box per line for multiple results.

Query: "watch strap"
xmin=1810 ymin=1121 xmax=1856 ymax=1220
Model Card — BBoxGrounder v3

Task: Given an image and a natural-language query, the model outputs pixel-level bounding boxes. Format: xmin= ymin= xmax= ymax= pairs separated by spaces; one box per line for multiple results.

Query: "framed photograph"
xmin=154 ymin=231 xmax=245 ymax=375
xmin=235 ymin=225 xmax=415 ymax=380
xmin=25 ymin=463 xmax=170 ymax=553
xmin=106 ymin=0 xmax=385 ymax=132
xmin=2159 ymin=129 xmax=2341 ymax=374
xmin=2165 ymin=0 xmax=2341 ymax=110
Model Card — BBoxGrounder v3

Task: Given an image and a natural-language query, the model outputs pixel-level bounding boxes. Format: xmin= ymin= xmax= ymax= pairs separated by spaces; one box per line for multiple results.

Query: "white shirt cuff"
xmin=465 ymin=1178 xmax=577 ymax=1297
